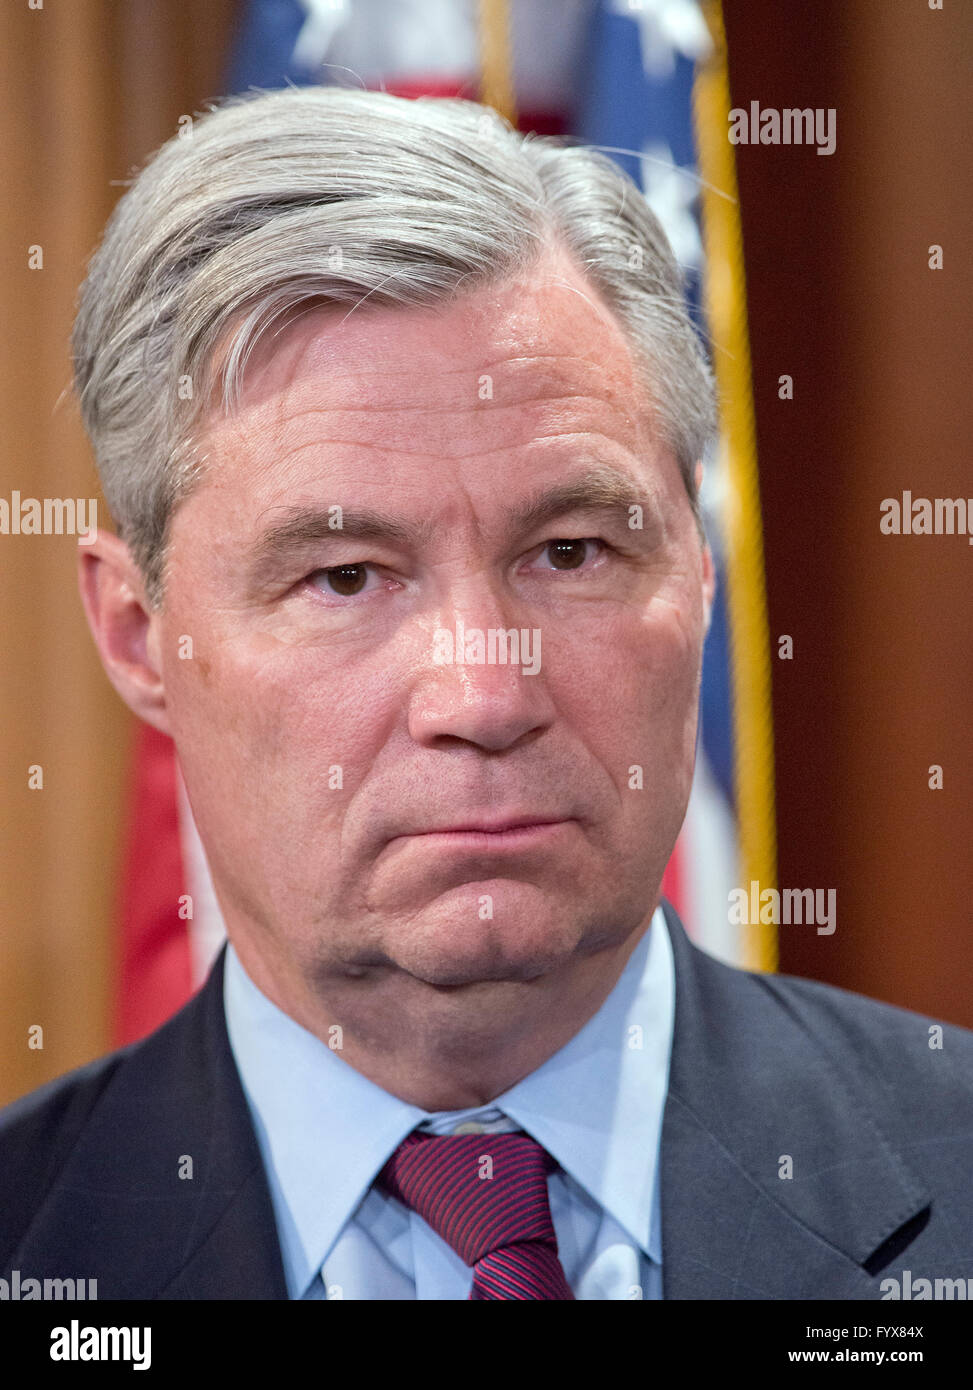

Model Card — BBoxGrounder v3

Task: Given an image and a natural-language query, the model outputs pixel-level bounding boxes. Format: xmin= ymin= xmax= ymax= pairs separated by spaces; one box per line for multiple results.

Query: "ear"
xmin=694 ymin=461 xmax=716 ymax=634
xmin=77 ymin=530 xmax=171 ymax=735
xmin=701 ymin=538 xmax=716 ymax=634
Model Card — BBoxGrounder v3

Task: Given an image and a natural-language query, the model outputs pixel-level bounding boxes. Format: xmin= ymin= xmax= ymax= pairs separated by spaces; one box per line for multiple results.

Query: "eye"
xmin=308 ymin=563 xmax=382 ymax=600
xmin=530 ymin=538 xmax=604 ymax=572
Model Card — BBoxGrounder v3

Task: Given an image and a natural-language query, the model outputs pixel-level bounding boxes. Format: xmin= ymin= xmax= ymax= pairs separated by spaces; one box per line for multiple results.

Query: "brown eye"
xmin=546 ymin=539 xmax=588 ymax=570
xmin=325 ymin=564 xmax=369 ymax=595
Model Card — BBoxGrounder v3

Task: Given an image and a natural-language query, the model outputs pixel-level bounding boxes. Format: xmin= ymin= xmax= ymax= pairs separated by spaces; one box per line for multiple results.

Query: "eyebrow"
xmin=246 ymin=466 xmax=652 ymax=590
xmin=515 ymin=468 xmax=649 ymax=534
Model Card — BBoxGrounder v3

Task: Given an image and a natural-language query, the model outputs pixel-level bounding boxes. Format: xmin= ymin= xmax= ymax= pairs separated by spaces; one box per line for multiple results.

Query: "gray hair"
xmin=72 ymin=85 xmax=717 ymax=605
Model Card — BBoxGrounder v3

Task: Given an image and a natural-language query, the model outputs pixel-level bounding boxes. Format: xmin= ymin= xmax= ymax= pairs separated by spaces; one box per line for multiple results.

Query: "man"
xmin=2 ymin=86 xmax=971 ymax=1301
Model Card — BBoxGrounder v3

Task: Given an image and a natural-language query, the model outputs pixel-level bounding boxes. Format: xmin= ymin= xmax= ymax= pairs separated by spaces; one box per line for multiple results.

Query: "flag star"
xmin=639 ymin=142 xmax=704 ymax=272
xmin=609 ymin=0 xmax=713 ymax=79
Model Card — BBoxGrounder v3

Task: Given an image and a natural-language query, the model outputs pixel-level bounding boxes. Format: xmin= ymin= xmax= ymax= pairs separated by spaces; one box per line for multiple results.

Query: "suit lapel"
xmin=13 ymin=947 xmax=288 ymax=1299
xmin=659 ymin=902 xmax=931 ymax=1298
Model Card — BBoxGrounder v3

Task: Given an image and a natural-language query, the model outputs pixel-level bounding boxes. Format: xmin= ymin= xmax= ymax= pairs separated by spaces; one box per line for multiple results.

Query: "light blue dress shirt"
xmin=223 ymin=905 xmax=675 ymax=1300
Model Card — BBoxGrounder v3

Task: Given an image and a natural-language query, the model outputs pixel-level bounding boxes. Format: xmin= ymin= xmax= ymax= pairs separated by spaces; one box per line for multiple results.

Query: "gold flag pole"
xmin=477 ymin=0 xmax=518 ymax=125
xmin=694 ymin=0 xmax=778 ymax=972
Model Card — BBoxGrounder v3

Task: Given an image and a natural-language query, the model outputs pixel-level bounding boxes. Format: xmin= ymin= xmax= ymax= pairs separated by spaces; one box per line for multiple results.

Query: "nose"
xmin=407 ymin=595 xmax=554 ymax=753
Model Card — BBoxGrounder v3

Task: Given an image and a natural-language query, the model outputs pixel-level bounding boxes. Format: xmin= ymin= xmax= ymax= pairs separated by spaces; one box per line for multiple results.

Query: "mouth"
xmin=390 ymin=818 xmax=575 ymax=850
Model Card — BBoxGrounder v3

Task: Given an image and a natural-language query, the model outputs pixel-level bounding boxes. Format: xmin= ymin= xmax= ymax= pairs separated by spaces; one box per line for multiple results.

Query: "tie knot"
xmin=377 ymin=1130 xmax=558 ymax=1267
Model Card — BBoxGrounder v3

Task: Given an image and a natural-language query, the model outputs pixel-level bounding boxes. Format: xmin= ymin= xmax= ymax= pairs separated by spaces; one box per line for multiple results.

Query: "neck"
xmin=229 ymin=918 xmax=652 ymax=1111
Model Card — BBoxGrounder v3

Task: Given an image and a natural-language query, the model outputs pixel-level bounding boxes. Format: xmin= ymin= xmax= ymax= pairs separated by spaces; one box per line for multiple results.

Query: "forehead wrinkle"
xmin=252 ymin=424 xmax=647 ymax=485
xmin=225 ymin=391 xmax=644 ymax=481
xmin=265 ymin=392 xmax=609 ymax=424
xmin=229 ymin=348 xmax=632 ymax=431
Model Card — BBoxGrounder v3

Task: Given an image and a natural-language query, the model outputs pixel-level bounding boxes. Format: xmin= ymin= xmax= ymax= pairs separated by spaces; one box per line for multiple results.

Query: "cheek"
xmin=544 ymin=587 xmax=702 ymax=757
xmin=162 ymin=616 xmax=394 ymax=816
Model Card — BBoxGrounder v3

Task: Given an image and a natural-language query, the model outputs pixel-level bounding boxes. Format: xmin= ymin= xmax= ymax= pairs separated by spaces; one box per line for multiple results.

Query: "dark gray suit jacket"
xmin=2 ymin=902 xmax=972 ymax=1298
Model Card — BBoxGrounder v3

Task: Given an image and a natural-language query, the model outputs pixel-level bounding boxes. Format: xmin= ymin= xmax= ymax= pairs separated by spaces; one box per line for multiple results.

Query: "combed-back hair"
xmin=72 ymin=85 xmax=717 ymax=604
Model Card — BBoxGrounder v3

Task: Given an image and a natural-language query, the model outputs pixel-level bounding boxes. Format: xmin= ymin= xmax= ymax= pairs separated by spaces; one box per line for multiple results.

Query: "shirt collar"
xmin=497 ymin=906 xmax=674 ymax=1261
xmin=224 ymin=906 xmax=674 ymax=1295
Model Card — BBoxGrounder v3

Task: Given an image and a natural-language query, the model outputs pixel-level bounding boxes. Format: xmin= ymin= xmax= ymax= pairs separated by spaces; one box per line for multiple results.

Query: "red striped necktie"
xmin=377 ymin=1129 xmax=575 ymax=1300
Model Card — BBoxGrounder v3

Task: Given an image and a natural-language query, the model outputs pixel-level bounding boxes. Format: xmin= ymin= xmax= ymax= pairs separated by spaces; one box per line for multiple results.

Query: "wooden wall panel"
xmin=0 ymin=0 xmax=236 ymax=1107
xmin=723 ymin=0 xmax=972 ymax=1021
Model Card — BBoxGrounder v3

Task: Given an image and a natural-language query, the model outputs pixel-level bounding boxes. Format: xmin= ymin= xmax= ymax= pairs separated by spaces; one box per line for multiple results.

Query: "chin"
xmin=385 ymin=880 xmax=591 ymax=989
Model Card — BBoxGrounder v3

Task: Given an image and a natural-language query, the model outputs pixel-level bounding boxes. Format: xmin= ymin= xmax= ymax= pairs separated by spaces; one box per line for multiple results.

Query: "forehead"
xmin=168 ymin=248 xmax=688 ymax=596
xmin=206 ymin=243 xmax=649 ymax=456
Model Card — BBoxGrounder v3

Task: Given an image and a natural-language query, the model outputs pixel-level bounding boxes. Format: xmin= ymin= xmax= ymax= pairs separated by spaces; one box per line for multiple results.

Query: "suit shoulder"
xmin=675 ymin=939 xmax=973 ymax=1193
xmin=751 ymin=962 xmax=973 ymax=1044
xmin=745 ymin=959 xmax=973 ymax=1107
xmin=0 ymin=968 xmax=218 ymax=1266
xmin=0 ymin=1045 xmax=132 ymax=1261
xmin=0 ymin=1045 xmax=127 ymax=1139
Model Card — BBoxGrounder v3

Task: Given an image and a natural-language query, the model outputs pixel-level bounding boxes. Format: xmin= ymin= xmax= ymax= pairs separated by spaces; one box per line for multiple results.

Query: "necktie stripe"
xmin=476 ymin=1252 xmax=545 ymax=1300
xmin=473 ymin=1245 xmax=567 ymax=1300
xmin=465 ymin=1186 xmax=551 ymax=1256
xmin=377 ymin=1130 xmax=575 ymax=1299
xmin=454 ymin=1161 xmax=549 ymax=1238
xmin=387 ymin=1141 xmax=552 ymax=1262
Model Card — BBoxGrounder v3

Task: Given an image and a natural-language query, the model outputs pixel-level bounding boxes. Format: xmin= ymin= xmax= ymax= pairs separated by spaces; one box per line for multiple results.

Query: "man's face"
xmin=152 ymin=244 xmax=712 ymax=998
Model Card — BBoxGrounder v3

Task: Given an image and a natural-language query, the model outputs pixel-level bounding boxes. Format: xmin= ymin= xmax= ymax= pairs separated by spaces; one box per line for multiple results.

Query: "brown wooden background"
xmin=724 ymin=0 xmax=972 ymax=1017
xmin=0 ymin=0 xmax=236 ymax=1107
xmin=1 ymin=0 xmax=969 ymax=1106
